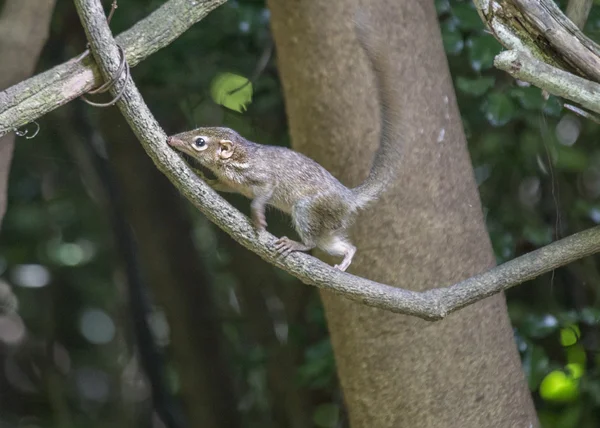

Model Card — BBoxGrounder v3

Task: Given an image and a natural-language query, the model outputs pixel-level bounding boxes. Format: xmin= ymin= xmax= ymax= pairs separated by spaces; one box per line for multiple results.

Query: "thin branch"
xmin=563 ymin=103 xmax=600 ymax=124
xmin=0 ymin=0 xmax=226 ymax=138
xmin=494 ymin=50 xmax=600 ymax=115
xmin=566 ymin=0 xmax=593 ymax=30
xmin=71 ymin=0 xmax=600 ymax=321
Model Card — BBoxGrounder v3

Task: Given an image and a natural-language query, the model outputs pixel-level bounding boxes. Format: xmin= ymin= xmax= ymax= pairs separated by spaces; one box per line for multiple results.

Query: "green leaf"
xmin=456 ymin=76 xmax=495 ymax=96
xmin=467 ymin=34 xmax=502 ymax=71
xmin=452 ymin=2 xmax=485 ymax=31
xmin=560 ymin=325 xmax=581 ymax=347
xmin=482 ymin=93 xmax=516 ymax=126
xmin=210 ymin=72 xmax=253 ymax=113
xmin=540 ymin=370 xmax=580 ymax=402
xmin=313 ymin=404 xmax=339 ymax=428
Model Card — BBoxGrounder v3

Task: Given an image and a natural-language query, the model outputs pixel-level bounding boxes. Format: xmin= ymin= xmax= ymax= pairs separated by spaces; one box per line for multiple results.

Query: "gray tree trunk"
xmin=266 ymin=0 xmax=538 ymax=426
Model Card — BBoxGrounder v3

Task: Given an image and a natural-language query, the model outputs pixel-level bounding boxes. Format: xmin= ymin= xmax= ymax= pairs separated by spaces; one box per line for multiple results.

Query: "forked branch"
xmin=0 ymin=0 xmax=226 ymax=137
xmin=474 ymin=0 xmax=600 ymax=114
xmin=67 ymin=0 xmax=600 ymax=321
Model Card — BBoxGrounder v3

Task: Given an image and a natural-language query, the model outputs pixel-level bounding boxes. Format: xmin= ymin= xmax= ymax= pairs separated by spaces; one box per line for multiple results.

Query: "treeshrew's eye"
xmin=192 ymin=137 xmax=207 ymax=151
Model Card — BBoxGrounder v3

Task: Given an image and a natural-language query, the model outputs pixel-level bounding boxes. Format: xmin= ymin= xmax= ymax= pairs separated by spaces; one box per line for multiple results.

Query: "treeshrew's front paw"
xmin=273 ymin=237 xmax=312 ymax=257
xmin=274 ymin=237 xmax=296 ymax=256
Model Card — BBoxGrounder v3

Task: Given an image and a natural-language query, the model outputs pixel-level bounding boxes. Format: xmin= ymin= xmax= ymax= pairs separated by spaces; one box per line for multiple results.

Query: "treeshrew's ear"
xmin=218 ymin=139 xmax=234 ymax=159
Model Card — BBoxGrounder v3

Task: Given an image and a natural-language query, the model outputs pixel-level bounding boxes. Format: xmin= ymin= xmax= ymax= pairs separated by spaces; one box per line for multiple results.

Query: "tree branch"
xmin=494 ymin=50 xmax=600 ymax=115
xmin=69 ymin=0 xmax=600 ymax=321
xmin=512 ymin=0 xmax=600 ymax=82
xmin=0 ymin=0 xmax=226 ymax=137
xmin=474 ymin=0 xmax=600 ymax=113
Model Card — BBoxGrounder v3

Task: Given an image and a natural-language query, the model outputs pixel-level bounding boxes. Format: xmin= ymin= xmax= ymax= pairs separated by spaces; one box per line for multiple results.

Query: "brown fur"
xmin=167 ymin=22 xmax=401 ymax=271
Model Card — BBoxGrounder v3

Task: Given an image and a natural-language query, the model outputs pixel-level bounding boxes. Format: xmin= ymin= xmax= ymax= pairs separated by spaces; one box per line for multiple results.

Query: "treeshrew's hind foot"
xmin=252 ymin=210 xmax=267 ymax=232
xmin=333 ymin=244 xmax=356 ymax=272
xmin=334 ymin=261 xmax=351 ymax=272
xmin=274 ymin=236 xmax=313 ymax=257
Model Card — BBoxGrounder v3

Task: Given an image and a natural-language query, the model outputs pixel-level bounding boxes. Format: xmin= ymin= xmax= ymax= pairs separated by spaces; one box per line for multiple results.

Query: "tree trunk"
xmin=267 ymin=0 xmax=538 ymax=426
xmin=0 ymin=0 xmax=56 ymax=229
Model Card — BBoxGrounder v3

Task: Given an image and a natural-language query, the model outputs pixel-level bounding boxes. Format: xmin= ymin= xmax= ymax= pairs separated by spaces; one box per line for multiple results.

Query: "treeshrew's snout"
xmin=166 ymin=136 xmax=182 ymax=148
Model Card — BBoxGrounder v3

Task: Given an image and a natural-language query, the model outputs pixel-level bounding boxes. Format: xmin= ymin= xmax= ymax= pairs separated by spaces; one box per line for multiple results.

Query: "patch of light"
xmin=11 ymin=264 xmax=51 ymax=288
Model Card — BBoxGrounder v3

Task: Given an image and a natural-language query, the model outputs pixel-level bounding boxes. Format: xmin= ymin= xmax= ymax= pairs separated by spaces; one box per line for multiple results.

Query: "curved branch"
xmin=0 ymin=0 xmax=226 ymax=137
xmin=72 ymin=0 xmax=600 ymax=321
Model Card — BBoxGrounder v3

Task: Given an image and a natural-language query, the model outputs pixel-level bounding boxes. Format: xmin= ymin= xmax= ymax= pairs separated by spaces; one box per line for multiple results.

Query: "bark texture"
xmin=267 ymin=0 xmax=538 ymax=426
xmin=0 ymin=0 xmax=56 ymax=229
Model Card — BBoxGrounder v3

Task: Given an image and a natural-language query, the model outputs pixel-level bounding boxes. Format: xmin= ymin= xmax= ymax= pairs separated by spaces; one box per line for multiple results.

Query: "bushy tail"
xmin=351 ymin=13 xmax=404 ymax=209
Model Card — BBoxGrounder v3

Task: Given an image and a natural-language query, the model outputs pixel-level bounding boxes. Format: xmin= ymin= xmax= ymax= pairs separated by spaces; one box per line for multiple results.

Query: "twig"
xmin=74 ymin=0 xmax=118 ymax=63
xmin=563 ymin=103 xmax=600 ymax=125
xmin=67 ymin=0 xmax=600 ymax=321
xmin=106 ymin=0 xmax=118 ymax=25
xmin=0 ymin=0 xmax=226 ymax=138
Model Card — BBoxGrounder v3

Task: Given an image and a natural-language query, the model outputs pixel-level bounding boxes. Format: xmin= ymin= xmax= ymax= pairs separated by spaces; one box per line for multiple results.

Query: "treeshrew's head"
xmin=167 ymin=127 xmax=245 ymax=170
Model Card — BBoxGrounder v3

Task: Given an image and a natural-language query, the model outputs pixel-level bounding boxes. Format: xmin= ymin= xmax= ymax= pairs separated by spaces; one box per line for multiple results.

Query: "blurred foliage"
xmin=1 ymin=0 xmax=600 ymax=427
